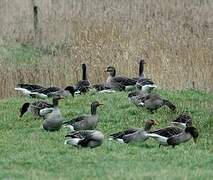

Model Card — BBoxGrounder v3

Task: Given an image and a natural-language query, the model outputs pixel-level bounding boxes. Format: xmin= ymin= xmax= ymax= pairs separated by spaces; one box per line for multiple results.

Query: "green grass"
xmin=0 ymin=90 xmax=213 ymax=180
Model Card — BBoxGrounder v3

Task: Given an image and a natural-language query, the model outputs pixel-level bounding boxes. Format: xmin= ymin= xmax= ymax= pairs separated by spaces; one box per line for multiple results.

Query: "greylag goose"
xmin=135 ymin=59 xmax=157 ymax=92
xmin=29 ymin=86 xmax=75 ymax=99
xmin=105 ymin=66 xmax=136 ymax=91
xmin=15 ymin=83 xmax=44 ymax=96
xmin=128 ymin=90 xmax=148 ymax=107
xmin=74 ymin=64 xmax=91 ymax=94
xmin=64 ymin=130 xmax=104 ymax=148
xmin=92 ymin=83 xmax=116 ymax=93
xmin=41 ymin=95 xmax=64 ymax=131
xmin=19 ymin=100 xmax=53 ymax=118
xmin=109 ymin=119 xmax=158 ymax=143
xmin=132 ymin=59 xmax=145 ymax=81
xmin=139 ymin=93 xmax=176 ymax=113
xmin=63 ymin=101 xmax=103 ymax=131
xmin=171 ymin=113 xmax=193 ymax=129
xmin=147 ymin=126 xmax=198 ymax=147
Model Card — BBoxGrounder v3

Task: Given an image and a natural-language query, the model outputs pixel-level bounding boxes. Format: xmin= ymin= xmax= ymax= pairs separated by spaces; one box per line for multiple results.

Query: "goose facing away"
xmin=42 ymin=95 xmax=64 ymax=131
xmin=147 ymin=126 xmax=198 ymax=147
xmin=105 ymin=66 xmax=136 ymax=90
xmin=19 ymin=100 xmax=53 ymax=118
xmin=110 ymin=119 xmax=158 ymax=143
xmin=132 ymin=59 xmax=146 ymax=81
xmin=140 ymin=93 xmax=176 ymax=113
xmin=74 ymin=64 xmax=91 ymax=94
xmin=135 ymin=59 xmax=157 ymax=92
xmin=63 ymin=101 xmax=103 ymax=131
xmin=64 ymin=130 xmax=104 ymax=148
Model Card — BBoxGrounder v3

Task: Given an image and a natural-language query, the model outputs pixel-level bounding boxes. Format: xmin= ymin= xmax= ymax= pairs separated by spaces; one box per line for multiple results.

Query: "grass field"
xmin=0 ymin=90 xmax=212 ymax=179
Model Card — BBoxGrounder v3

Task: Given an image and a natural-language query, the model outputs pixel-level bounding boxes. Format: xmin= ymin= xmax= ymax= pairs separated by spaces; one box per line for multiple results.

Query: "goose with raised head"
xmin=136 ymin=59 xmax=157 ymax=92
xmin=139 ymin=93 xmax=176 ymax=113
xmin=64 ymin=130 xmax=104 ymax=148
xmin=74 ymin=64 xmax=91 ymax=94
xmin=105 ymin=66 xmax=136 ymax=91
xmin=147 ymin=126 xmax=198 ymax=147
xmin=29 ymin=86 xmax=75 ymax=99
xmin=109 ymin=119 xmax=158 ymax=143
xmin=15 ymin=83 xmax=44 ymax=96
xmin=63 ymin=101 xmax=103 ymax=131
xmin=41 ymin=95 xmax=64 ymax=131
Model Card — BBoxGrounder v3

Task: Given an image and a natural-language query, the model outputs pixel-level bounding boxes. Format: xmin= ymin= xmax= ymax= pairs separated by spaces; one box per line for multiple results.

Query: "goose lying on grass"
xmin=63 ymin=101 xmax=103 ymax=131
xmin=147 ymin=126 xmax=198 ymax=147
xmin=64 ymin=130 xmax=104 ymax=148
xmin=41 ymin=95 xmax=64 ymax=131
xmin=74 ymin=63 xmax=91 ymax=94
xmin=109 ymin=119 xmax=158 ymax=143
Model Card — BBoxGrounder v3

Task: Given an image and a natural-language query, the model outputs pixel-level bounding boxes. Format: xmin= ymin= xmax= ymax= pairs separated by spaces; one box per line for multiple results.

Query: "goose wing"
xmin=110 ymin=128 xmax=139 ymax=139
xmin=16 ymin=83 xmax=44 ymax=91
xmin=112 ymin=76 xmax=137 ymax=86
xmin=63 ymin=115 xmax=88 ymax=125
xmin=149 ymin=127 xmax=183 ymax=138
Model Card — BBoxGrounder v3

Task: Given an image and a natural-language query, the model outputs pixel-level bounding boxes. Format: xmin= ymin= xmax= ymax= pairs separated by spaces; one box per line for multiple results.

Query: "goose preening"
xmin=41 ymin=95 xmax=64 ymax=131
xmin=105 ymin=66 xmax=136 ymax=91
xmin=171 ymin=113 xmax=193 ymax=129
xmin=138 ymin=93 xmax=176 ymax=113
xmin=28 ymin=86 xmax=75 ymax=99
xmin=147 ymin=126 xmax=198 ymax=147
xmin=109 ymin=119 xmax=158 ymax=143
xmin=74 ymin=64 xmax=91 ymax=94
xmin=15 ymin=83 xmax=44 ymax=95
xmin=64 ymin=130 xmax=104 ymax=148
xmin=63 ymin=101 xmax=103 ymax=131
xmin=19 ymin=100 xmax=53 ymax=118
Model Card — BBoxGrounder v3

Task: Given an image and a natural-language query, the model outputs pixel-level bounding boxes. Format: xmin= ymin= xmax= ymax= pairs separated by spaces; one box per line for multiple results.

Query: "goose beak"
xmin=98 ymin=103 xmax=104 ymax=106
xmin=154 ymin=120 xmax=159 ymax=125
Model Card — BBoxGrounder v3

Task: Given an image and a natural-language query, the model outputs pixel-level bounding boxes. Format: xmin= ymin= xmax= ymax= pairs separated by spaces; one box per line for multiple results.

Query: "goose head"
xmin=91 ymin=101 xmax=103 ymax=115
xmin=19 ymin=102 xmax=30 ymax=118
xmin=82 ymin=63 xmax=88 ymax=80
xmin=185 ymin=126 xmax=199 ymax=143
xmin=52 ymin=95 xmax=64 ymax=107
xmin=139 ymin=59 xmax=146 ymax=77
xmin=144 ymin=119 xmax=158 ymax=131
xmin=64 ymin=86 xmax=75 ymax=97
xmin=105 ymin=66 xmax=116 ymax=77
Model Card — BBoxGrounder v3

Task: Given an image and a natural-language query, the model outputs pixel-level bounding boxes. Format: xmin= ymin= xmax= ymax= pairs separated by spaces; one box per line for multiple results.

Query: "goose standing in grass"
xmin=41 ymin=95 xmax=64 ymax=131
xmin=74 ymin=64 xmax=91 ymax=94
xmin=135 ymin=59 xmax=157 ymax=93
xmin=19 ymin=100 xmax=53 ymax=118
xmin=147 ymin=126 xmax=198 ymax=147
xmin=15 ymin=83 xmax=44 ymax=96
xmin=171 ymin=113 xmax=193 ymax=129
xmin=64 ymin=130 xmax=104 ymax=148
xmin=63 ymin=101 xmax=103 ymax=131
xmin=29 ymin=86 xmax=75 ymax=99
xmin=139 ymin=93 xmax=176 ymax=113
xmin=105 ymin=66 xmax=136 ymax=91
xmin=109 ymin=119 xmax=158 ymax=143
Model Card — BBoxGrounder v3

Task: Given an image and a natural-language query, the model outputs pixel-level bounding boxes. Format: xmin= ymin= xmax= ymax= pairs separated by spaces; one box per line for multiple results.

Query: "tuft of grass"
xmin=0 ymin=90 xmax=212 ymax=179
